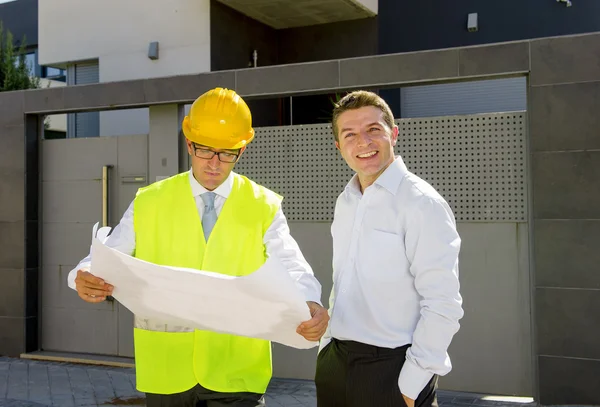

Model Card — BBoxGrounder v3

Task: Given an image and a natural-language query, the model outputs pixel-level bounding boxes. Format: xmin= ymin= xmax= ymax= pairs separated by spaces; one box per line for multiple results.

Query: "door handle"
xmin=102 ymin=165 xmax=115 ymax=302
xmin=102 ymin=165 xmax=113 ymax=227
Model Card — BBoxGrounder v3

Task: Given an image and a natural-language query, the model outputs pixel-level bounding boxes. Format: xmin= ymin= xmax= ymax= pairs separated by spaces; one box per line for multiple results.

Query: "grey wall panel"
xmin=41 ymin=307 xmax=119 ymax=355
xmin=458 ymin=44 xmax=530 ymax=77
xmin=0 ymin=169 xmax=25 ymax=222
xmin=440 ymin=222 xmax=532 ymax=395
xmin=42 ymin=181 xmax=103 ymax=224
xmin=0 ymin=221 xmax=25 ymax=270
xmin=401 ymin=77 xmax=527 ymax=118
xmin=534 ymin=220 xmax=600 ymax=289
xmin=148 ymin=105 xmax=180 ymax=184
xmin=530 ymin=34 xmax=600 ymax=87
xmin=0 ymin=124 xmax=26 ymax=172
xmin=536 ymin=288 xmax=600 ymax=360
xmin=0 ymin=268 xmax=25 ymax=318
xmin=0 ymin=317 xmax=27 ymax=356
xmin=42 ymin=137 xmax=118 ymax=181
xmin=41 ymin=222 xmax=96 ymax=267
xmin=529 ymin=82 xmax=600 ymax=152
xmin=41 ymin=264 xmax=105 ymax=310
xmin=532 ymin=151 xmax=600 ymax=220
xmin=538 ymin=356 xmax=600 ymax=406
xmin=271 ymin=222 xmax=334 ymax=379
xmin=340 ymin=49 xmax=459 ymax=88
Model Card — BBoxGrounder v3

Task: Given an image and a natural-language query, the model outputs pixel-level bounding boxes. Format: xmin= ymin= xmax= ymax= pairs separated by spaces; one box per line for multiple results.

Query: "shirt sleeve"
xmin=67 ymin=200 xmax=137 ymax=290
xmin=263 ymin=207 xmax=323 ymax=305
xmin=398 ymin=196 xmax=464 ymax=400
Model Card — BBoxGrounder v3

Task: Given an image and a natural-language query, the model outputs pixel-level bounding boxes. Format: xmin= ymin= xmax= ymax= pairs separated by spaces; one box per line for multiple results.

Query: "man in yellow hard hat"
xmin=67 ymin=87 xmax=329 ymax=407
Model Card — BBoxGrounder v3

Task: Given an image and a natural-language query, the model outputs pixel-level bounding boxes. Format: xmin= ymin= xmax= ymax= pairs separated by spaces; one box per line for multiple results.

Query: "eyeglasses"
xmin=192 ymin=143 xmax=240 ymax=163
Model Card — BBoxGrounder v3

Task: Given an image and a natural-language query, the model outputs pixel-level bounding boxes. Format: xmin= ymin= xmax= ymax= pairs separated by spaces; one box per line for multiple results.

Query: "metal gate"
xmin=41 ymin=134 xmax=148 ymax=357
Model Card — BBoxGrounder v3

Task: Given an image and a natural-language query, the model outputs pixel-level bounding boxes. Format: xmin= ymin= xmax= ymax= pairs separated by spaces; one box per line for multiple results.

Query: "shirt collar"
xmin=374 ymin=156 xmax=408 ymax=195
xmin=344 ymin=156 xmax=408 ymax=197
xmin=345 ymin=174 xmax=363 ymax=197
xmin=188 ymin=169 xmax=234 ymax=199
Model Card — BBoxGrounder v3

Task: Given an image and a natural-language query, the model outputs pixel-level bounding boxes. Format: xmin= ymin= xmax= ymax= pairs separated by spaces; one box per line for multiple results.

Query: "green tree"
xmin=0 ymin=21 xmax=40 ymax=92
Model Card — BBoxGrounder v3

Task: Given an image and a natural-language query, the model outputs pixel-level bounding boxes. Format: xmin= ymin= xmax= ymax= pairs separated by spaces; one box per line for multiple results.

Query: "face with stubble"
xmin=335 ymin=106 xmax=399 ymax=192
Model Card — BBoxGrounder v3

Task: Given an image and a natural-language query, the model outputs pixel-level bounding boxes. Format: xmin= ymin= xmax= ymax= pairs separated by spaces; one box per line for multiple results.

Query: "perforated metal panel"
xmin=235 ymin=112 xmax=527 ymax=222
xmin=236 ymin=124 xmax=352 ymax=221
xmin=397 ymin=112 xmax=527 ymax=222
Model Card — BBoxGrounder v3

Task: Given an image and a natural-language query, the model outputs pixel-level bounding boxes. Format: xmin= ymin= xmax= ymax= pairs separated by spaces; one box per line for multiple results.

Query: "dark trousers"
xmin=315 ymin=338 xmax=438 ymax=407
xmin=145 ymin=383 xmax=266 ymax=407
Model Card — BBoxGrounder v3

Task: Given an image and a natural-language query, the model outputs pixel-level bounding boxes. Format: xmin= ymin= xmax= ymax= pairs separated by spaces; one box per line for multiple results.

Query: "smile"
xmin=357 ymin=151 xmax=378 ymax=158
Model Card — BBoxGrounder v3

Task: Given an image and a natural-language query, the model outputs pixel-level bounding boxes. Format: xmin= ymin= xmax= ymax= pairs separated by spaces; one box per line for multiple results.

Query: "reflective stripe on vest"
xmin=132 ymin=172 xmax=282 ymax=395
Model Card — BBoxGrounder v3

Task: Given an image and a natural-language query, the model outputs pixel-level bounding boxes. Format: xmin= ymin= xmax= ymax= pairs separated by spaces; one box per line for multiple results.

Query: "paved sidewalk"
xmin=0 ymin=357 xmax=536 ymax=407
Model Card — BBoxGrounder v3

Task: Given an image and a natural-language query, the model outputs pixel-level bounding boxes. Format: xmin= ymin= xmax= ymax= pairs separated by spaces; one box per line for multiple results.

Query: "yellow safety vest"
xmin=132 ymin=171 xmax=282 ymax=395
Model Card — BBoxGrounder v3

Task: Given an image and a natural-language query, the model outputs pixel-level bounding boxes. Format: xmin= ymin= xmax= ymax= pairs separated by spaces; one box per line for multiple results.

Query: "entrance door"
xmin=41 ymin=134 xmax=148 ymax=357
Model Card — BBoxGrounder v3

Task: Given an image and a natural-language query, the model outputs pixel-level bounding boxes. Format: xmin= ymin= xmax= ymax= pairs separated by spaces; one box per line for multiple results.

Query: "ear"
xmin=391 ymin=125 xmax=399 ymax=146
xmin=186 ymin=139 xmax=194 ymax=155
xmin=335 ymin=140 xmax=340 ymax=151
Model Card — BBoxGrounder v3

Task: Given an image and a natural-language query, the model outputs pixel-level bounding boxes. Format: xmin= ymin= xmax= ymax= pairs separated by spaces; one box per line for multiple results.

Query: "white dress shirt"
xmin=68 ymin=170 xmax=322 ymax=306
xmin=321 ymin=156 xmax=464 ymax=400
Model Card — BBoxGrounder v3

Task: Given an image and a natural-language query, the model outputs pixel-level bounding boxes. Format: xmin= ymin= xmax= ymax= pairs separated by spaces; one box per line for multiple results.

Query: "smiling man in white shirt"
xmin=67 ymin=87 xmax=328 ymax=407
xmin=315 ymin=91 xmax=464 ymax=407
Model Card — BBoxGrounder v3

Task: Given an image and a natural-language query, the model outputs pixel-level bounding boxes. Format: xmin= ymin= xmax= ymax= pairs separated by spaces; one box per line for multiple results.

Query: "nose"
xmin=207 ymin=154 xmax=221 ymax=168
xmin=356 ymin=131 xmax=372 ymax=147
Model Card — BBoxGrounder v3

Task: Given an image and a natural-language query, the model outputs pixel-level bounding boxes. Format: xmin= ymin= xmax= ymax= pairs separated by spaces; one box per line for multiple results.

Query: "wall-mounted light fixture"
xmin=148 ymin=41 xmax=159 ymax=60
xmin=557 ymin=0 xmax=572 ymax=7
xmin=467 ymin=13 xmax=478 ymax=32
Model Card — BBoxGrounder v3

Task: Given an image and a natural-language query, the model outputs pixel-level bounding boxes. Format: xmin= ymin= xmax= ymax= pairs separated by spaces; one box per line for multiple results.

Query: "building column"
xmin=148 ymin=104 xmax=185 ymax=183
xmin=529 ymin=33 xmax=600 ymax=406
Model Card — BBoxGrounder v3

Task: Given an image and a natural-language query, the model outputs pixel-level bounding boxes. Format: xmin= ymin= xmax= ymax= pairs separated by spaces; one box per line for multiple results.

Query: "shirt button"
xmin=342 ymin=289 xmax=346 ymax=293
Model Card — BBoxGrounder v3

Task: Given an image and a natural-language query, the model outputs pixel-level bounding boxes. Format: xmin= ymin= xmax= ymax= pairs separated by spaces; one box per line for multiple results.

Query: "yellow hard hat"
xmin=182 ymin=87 xmax=254 ymax=150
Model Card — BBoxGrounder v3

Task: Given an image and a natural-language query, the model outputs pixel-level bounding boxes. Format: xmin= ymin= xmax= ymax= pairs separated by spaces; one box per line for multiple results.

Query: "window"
xmin=12 ymin=48 xmax=67 ymax=82
xmin=24 ymin=52 xmax=36 ymax=75
xmin=41 ymin=66 xmax=66 ymax=82
xmin=399 ymin=77 xmax=527 ymax=118
xmin=13 ymin=51 xmax=37 ymax=76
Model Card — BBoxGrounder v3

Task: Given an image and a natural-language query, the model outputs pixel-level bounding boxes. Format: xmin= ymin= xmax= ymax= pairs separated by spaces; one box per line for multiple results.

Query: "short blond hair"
xmin=332 ymin=91 xmax=395 ymax=141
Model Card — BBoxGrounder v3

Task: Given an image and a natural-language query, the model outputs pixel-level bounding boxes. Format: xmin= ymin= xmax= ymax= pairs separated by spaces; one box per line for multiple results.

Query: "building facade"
xmin=0 ymin=0 xmax=66 ymax=137
xmin=1 ymin=1 xmax=599 ymax=405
